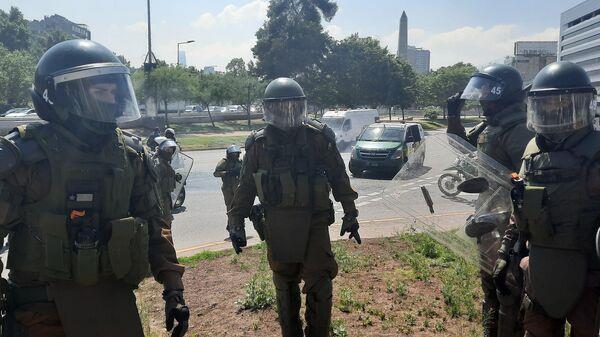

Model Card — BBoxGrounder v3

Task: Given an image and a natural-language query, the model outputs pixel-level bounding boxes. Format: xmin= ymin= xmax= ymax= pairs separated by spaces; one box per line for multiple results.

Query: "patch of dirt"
xmin=137 ymin=236 xmax=483 ymax=337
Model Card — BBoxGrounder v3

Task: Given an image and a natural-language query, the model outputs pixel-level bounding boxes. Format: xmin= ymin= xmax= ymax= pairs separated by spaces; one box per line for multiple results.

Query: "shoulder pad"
xmin=0 ymin=134 xmax=22 ymax=177
xmin=522 ymin=138 xmax=540 ymax=160
xmin=245 ymin=129 xmax=265 ymax=149
xmin=121 ymin=129 xmax=144 ymax=154
xmin=8 ymin=127 xmax=47 ymax=165
xmin=305 ymin=119 xmax=336 ymax=144
xmin=572 ymin=130 xmax=600 ymax=160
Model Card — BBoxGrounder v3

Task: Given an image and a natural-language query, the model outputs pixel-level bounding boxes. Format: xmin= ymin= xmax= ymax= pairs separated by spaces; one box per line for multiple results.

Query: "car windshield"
xmin=359 ymin=126 xmax=405 ymax=142
xmin=321 ymin=117 xmax=344 ymax=130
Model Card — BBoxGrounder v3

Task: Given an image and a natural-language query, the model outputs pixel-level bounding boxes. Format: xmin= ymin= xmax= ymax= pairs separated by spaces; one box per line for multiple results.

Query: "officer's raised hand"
xmin=340 ymin=209 xmax=361 ymax=244
xmin=447 ymin=91 xmax=465 ymax=118
xmin=163 ymin=289 xmax=189 ymax=337
xmin=228 ymin=217 xmax=247 ymax=253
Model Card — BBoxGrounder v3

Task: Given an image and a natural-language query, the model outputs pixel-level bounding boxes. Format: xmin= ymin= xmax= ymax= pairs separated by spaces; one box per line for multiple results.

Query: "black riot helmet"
xmin=31 ymin=39 xmax=140 ymax=134
xmin=461 ymin=64 xmax=525 ymax=117
xmin=263 ymin=78 xmax=307 ymax=131
xmin=527 ymin=61 xmax=597 ymax=138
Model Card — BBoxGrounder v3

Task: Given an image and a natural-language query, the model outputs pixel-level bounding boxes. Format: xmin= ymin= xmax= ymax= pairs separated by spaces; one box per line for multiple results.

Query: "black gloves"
xmin=447 ymin=91 xmax=465 ymax=118
xmin=228 ymin=217 xmax=247 ymax=254
xmin=340 ymin=210 xmax=361 ymax=244
xmin=493 ymin=254 xmax=511 ymax=296
xmin=163 ymin=290 xmax=189 ymax=337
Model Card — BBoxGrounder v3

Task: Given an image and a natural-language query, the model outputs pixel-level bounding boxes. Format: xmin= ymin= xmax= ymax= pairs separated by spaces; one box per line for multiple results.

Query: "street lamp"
xmin=177 ymin=40 xmax=195 ymax=66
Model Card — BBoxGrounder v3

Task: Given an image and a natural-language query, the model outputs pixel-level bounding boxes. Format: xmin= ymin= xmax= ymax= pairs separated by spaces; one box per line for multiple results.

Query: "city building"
xmin=511 ymin=41 xmax=557 ymax=83
xmin=396 ymin=11 xmax=430 ymax=74
xmin=202 ymin=66 xmax=216 ymax=75
xmin=558 ymin=0 xmax=600 ymax=91
xmin=29 ymin=14 xmax=91 ymax=40
xmin=178 ymin=50 xmax=187 ymax=67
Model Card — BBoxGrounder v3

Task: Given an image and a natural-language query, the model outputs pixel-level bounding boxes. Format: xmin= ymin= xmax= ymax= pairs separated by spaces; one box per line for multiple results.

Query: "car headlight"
xmin=392 ymin=147 xmax=407 ymax=160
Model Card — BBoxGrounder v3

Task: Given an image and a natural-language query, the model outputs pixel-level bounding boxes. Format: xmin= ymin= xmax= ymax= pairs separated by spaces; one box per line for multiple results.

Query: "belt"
xmin=9 ymin=284 xmax=52 ymax=306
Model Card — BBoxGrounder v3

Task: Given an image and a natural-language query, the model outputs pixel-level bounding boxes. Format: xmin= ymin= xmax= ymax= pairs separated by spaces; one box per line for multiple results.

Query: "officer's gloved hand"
xmin=163 ymin=290 xmax=189 ymax=337
xmin=493 ymin=255 xmax=510 ymax=296
xmin=340 ymin=210 xmax=361 ymax=244
xmin=228 ymin=217 xmax=247 ymax=254
xmin=447 ymin=91 xmax=465 ymax=118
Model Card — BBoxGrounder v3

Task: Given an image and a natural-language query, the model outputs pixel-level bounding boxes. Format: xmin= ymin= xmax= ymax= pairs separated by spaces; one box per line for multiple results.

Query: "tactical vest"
xmin=252 ymin=126 xmax=331 ymax=212
xmin=477 ymin=110 xmax=527 ymax=171
xmin=7 ymin=124 xmax=150 ymax=287
xmin=519 ymin=131 xmax=600 ymax=317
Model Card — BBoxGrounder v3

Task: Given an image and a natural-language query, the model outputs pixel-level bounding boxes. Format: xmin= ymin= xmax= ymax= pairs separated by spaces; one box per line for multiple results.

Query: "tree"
xmin=194 ymin=73 xmax=233 ymax=127
xmin=225 ymin=58 xmax=248 ymax=77
xmin=416 ymin=62 xmax=477 ymax=119
xmin=29 ymin=29 xmax=72 ymax=58
xmin=227 ymin=75 xmax=265 ymax=125
xmin=252 ymin=0 xmax=337 ymax=80
xmin=0 ymin=7 xmax=31 ymax=51
xmin=0 ymin=46 xmax=35 ymax=109
xmin=144 ymin=65 xmax=194 ymax=126
xmin=386 ymin=59 xmax=417 ymax=121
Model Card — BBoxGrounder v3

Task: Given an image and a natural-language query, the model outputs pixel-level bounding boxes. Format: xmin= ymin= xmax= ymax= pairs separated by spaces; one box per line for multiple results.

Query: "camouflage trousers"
xmin=222 ymin=185 xmax=235 ymax=212
xmin=267 ymin=222 xmax=338 ymax=337
xmin=523 ymin=264 xmax=600 ymax=337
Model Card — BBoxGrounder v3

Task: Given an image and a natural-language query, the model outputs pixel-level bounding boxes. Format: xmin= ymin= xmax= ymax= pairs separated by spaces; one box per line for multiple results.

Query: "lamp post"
xmin=176 ymin=40 xmax=195 ymax=66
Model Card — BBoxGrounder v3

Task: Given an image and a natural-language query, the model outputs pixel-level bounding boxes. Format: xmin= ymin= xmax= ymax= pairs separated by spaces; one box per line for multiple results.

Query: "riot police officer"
xmin=0 ymin=40 xmax=188 ymax=337
xmin=510 ymin=61 xmax=600 ymax=336
xmin=213 ymin=145 xmax=243 ymax=212
xmin=447 ymin=64 xmax=534 ymax=337
xmin=227 ymin=78 xmax=360 ymax=337
xmin=155 ymin=136 xmax=180 ymax=219
xmin=147 ymin=126 xmax=161 ymax=151
xmin=165 ymin=128 xmax=176 ymax=142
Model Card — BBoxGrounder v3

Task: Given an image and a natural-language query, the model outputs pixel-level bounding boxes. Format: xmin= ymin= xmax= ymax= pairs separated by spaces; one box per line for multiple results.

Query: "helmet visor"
xmin=527 ymin=92 xmax=596 ymax=134
xmin=54 ymin=67 xmax=140 ymax=124
xmin=461 ymin=76 xmax=505 ymax=101
xmin=263 ymin=99 xmax=307 ymax=130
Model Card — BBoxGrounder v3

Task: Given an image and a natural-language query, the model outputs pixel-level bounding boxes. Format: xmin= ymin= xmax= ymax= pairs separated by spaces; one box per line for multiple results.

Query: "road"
xmin=172 ymin=129 xmax=451 ymax=256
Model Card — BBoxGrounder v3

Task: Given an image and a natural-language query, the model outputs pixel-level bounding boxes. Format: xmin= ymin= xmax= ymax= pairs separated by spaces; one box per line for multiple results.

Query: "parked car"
xmin=184 ymin=105 xmax=201 ymax=113
xmin=2 ymin=108 xmax=35 ymax=117
xmin=349 ymin=122 xmax=425 ymax=177
xmin=320 ymin=109 xmax=379 ymax=148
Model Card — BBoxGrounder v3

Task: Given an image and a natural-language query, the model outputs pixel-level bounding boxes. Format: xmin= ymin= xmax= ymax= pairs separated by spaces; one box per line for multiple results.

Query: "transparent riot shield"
xmin=383 ymin=133 xmax=514 ymax=274
xmin=170 ymin=151 xmax=194 ymax=208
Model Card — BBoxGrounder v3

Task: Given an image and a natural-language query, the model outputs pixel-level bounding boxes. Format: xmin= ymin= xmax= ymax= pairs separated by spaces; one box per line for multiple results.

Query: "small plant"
xmin=332 ymin=242 xmax=368 ymax=273
xmin=236 ymin=270 xmax=276 ymax=311
xmin=395 ymin=280 xmax=407 ymax=298
xmin=359 ymin=314 xmax=374 ymax=327
xmin=336 ymin=287 xmax=366 ymax=313
xmin=435 ymin=321 xmax=447 ymax=332
xmin=330 ymin=319 xmax=348 ymax=337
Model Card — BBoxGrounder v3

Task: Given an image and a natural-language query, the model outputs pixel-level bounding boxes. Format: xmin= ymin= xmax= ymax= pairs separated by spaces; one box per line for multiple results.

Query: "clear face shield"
xmin=527 ymin=92 xmax=596 ymax=135
xmin=263 ymin=99 xmax=307 ymax=130
xmin=52 ymin=65 xmax=141 ymax=124
xmin=461 ymin=75 xmax=505 ymax=102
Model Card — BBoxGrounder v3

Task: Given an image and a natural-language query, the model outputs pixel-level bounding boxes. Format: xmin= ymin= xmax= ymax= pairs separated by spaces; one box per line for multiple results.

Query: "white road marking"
xmin=370 ymin=197 xmax=382 ymax=202
xmin=356 ymin=201 xmax=371 ymax=207
xmin=366 ymin=192 xmax=379 ymax=196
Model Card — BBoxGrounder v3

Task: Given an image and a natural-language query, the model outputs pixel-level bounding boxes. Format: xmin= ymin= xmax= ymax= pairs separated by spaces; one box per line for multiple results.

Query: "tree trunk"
xmin=207 ymin=105 xmax=215 ymax=127
xmin=442 ymin=106 xmax=447 ymax=120
xmin=388 ymin=106 xmax=392 ymax=121
xmin=402 ymin=107 xmax=405 ymax=121
xmin=247 ymin=85 xmax=252 ymax=127
xmin=164 ymin=99 xmax=169 ymax=127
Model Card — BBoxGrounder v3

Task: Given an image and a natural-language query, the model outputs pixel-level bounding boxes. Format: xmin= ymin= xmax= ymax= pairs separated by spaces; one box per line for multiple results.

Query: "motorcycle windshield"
xmin=170 ymin=151 xmax=194 ymax=208
xmin=382 ymin=133 xmax=514 ymax=275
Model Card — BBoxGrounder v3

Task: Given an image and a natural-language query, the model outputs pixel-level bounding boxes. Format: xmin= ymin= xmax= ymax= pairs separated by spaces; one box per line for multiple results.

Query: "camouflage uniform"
xmin=213 ymin=157 xmax=242 ymax=211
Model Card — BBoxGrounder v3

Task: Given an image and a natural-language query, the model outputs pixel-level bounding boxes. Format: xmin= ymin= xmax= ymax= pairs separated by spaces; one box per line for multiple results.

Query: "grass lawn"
xmin=136 ymin=233 xmax=483 ymax=337
xmin=178 ymin=134 xmax=248 ymax=151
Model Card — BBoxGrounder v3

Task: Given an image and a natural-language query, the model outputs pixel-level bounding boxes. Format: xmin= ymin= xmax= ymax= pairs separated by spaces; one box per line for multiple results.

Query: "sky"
xmin=2 ymin=0 xmax=584 ymax=70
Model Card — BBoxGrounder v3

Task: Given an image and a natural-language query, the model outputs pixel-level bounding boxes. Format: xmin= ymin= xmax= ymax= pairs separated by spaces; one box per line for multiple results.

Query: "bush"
xmin=422 ymin=106 xmax=442 ymax=120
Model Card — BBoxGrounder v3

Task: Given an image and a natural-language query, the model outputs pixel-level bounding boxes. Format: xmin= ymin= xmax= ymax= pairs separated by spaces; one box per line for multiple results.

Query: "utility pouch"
xmin=265 ymin=208 xmax=311 ymax=263
xmin=295 ymin=174 xmax=310 ymax=208
xmin=521 ymin=186 xmax=550 ymax=239
xmin=108 ymin=217 xmax=150 ymax=287
xmin=73 ymin=243 xmax=99 ymax=286
xmin=253 ymin=170 xmax=268 ymax=204
xmin=312 ymin=172 xmax=331 ymax=211
xmin=40 ymin=213 xmax=70 ymax=279
xmin=279 ymin=171 xmax=296 ymax=207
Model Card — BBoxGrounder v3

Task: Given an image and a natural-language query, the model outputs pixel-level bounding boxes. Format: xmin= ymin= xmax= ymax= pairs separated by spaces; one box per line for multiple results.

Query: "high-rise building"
xmin=29 ymin=14 xmax=91 ymax=40
xmin=397 ymin=11 xmax=408 ymax=60
xmin=558 ymin=0 xmax=600 ymax=91
xmin=396 ymin=11 xmax=430 ymax=74
xmin=511 ymin=41 xmax=557 ymax=84
xmin=178 ymin=50 xmax=187 ymax=67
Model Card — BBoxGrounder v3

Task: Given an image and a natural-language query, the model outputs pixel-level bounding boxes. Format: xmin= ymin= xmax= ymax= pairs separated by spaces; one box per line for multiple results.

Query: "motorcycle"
xmin=437 ymin=157 xmax=477 ymax=197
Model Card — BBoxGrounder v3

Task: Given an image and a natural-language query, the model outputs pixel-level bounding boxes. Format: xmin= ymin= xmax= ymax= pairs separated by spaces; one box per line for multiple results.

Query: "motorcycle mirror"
xmin=457 ymin=177 xmax=489 ymax=193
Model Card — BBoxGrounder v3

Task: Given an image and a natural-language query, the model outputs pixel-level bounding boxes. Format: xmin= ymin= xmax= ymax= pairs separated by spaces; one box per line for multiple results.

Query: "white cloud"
xmin=191 ymin=0 xmax=268 ymax=29
xmin=325 ymin=24 xmax=344 ymax=39
xmin=380 ymin=24 xmax=559 ymax=70
xmin=191 ymin=13 xmax=217 ymax=29
xmin=124 ymin=21 xmax=146 ymax=33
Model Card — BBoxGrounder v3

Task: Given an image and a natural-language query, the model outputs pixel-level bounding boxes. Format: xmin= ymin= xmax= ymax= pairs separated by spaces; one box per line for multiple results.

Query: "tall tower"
xmin=397 ymin=11 xmax=408 ymax=60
